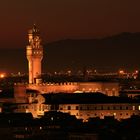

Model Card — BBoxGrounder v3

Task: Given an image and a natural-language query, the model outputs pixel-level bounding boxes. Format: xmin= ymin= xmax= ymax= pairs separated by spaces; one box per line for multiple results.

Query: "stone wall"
xmin=27 ymin=82 xmax=119 ymax=96
xmin=27 ymin=82 xmax=79 ymax=93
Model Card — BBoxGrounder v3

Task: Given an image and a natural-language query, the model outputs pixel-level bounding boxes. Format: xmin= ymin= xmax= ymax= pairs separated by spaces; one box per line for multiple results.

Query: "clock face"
xmin=37 ymin=95 xmax=45 ymax=104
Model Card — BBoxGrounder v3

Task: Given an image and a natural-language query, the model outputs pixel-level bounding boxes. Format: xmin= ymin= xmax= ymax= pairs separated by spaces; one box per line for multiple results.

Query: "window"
xmin=51 ymin=105 xmax=55 ymax=110
xmin=76 ymin=106 xmax=79 ymax=110
xmin=68 ymin=106 xmax=71 ymax=110
xmin=60 ymin=107 xmax=63 ymax=110
xmin=113 ymin=106 xmax=116 ymax=110
xmin=80 ymin=107 xmax=82 ymax=110
xmin=44 ymin=106 xmax=48 ymax=110
xmin=132 ymin=106 xmax=135 ymax=110
xmin=113 ymin=113 xmax=116 ymax=116
xmin=87 ymin=114 xmax=90 ymax=116
xmin=87 ymin=106 xmax=89 ymax=110
xmin=39 ymin=105 xmax=41 ymax=111
xmin=42 ymin=105 xmax=44 ymax=111
xmin=126 ymin=106 xmax=128 ymax=110
xmin=112 ymin=89 xmax=116 ymax=96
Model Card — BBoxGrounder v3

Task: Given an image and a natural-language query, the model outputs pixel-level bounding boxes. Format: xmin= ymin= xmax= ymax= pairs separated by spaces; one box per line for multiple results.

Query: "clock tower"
xmin=26 ymin=24 xmax=43 ymax=84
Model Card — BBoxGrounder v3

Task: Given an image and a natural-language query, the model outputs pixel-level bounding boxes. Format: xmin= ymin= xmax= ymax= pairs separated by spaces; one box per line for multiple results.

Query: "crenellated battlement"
xmin=27 ymin=82 xmax=79 ymax=94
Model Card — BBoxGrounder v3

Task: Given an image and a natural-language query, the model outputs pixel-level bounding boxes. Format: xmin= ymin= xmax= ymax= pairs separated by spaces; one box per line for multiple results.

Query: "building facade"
xmin=14 ymin=94 xmax=140 ymax=121
xmin=27 ymin=82 xmax=119 ymax=96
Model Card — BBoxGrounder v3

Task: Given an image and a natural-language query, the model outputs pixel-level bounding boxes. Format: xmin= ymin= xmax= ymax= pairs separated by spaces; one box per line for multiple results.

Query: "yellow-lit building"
xmin=14 ymin=93 xmax=140 ymax=121
xmin=24 ymin=25 xmax=120 ymax=96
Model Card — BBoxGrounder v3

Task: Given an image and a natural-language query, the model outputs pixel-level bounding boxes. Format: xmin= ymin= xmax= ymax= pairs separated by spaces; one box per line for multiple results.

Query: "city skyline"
xmin=0 ymin=32 xmax=140 ymax=73
xmin=0 ymin=1 xmax=140 ymax=139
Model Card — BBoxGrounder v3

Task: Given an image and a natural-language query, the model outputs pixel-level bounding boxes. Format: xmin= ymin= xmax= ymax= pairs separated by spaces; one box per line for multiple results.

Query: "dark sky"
xmin=0 ymin=0 xmax=140 ymax=48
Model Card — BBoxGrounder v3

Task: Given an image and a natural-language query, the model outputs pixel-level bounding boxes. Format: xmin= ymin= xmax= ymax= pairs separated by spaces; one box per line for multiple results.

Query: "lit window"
xmin=95 ymin=88 xmax=99 ymax=92
xmin=138 ymin=106 xmax=140 ymax=110
xmin=89 ymin=88 xmax=92 ymax=91
xmin=51 ymin=117 xmax=53 ymax=121
xmin=113 ymin=113 xmax=116 ymax=116
xmin=82 ymin=88 xmax=85 ymax=91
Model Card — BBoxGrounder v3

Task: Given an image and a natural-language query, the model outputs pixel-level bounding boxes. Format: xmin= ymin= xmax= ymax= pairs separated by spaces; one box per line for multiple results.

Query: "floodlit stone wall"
xmin=27 ymin=82 xmax=119 ymax=96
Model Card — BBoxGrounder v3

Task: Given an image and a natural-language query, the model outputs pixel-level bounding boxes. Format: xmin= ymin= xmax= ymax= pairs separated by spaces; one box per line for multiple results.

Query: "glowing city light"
xmin=0 ymin=73 xmax=5 ymax=78
xmin=119 ymin=70 xmax=124 ymax=74
xmin=135 ymin=70 xmax=139 ymax=74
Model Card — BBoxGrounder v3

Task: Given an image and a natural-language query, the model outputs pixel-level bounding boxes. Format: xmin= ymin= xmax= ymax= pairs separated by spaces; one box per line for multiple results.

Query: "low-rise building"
xmin=15 ymin=93 xmax=140 ymax=121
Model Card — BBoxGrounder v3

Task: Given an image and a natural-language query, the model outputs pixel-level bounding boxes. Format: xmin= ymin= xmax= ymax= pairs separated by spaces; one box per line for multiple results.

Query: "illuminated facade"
xmin=27 ymin=82 xmax=119 ymax=96
xmin=14 ymin=94 xmax=140 ymax=120
xmin=26 ymin=24 xmax=43 ymax=84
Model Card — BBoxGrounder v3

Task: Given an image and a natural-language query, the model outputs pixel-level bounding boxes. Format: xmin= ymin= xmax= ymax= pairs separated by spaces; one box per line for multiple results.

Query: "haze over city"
xmin=0 ymin=0 xmax=140 ymax=48
xmin=0 ymin=0 xmax=140 ymax=73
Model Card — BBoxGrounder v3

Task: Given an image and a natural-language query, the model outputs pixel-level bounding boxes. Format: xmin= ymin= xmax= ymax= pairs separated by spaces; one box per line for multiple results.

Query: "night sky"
xmin=0 ymin=0 xmax=140 ymax=73
xmin=0 ymin=0 xmax=140 ymax=48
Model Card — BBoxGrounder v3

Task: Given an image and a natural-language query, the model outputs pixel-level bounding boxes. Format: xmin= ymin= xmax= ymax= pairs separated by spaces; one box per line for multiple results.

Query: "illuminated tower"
xmin=26 ymin=24 xmax=43 ymax=84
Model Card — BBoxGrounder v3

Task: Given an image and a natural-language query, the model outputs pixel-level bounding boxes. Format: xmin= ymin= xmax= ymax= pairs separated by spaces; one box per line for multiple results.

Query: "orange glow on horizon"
xmin=0 ymin=73 xmax=6 ymax=78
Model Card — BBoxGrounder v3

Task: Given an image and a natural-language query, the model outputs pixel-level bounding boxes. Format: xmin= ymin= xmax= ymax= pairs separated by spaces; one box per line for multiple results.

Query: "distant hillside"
xmin=0 ymin=32 xmax=140 ymax=73
xmin=44 ymin=32 xmax=140 ymax=72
